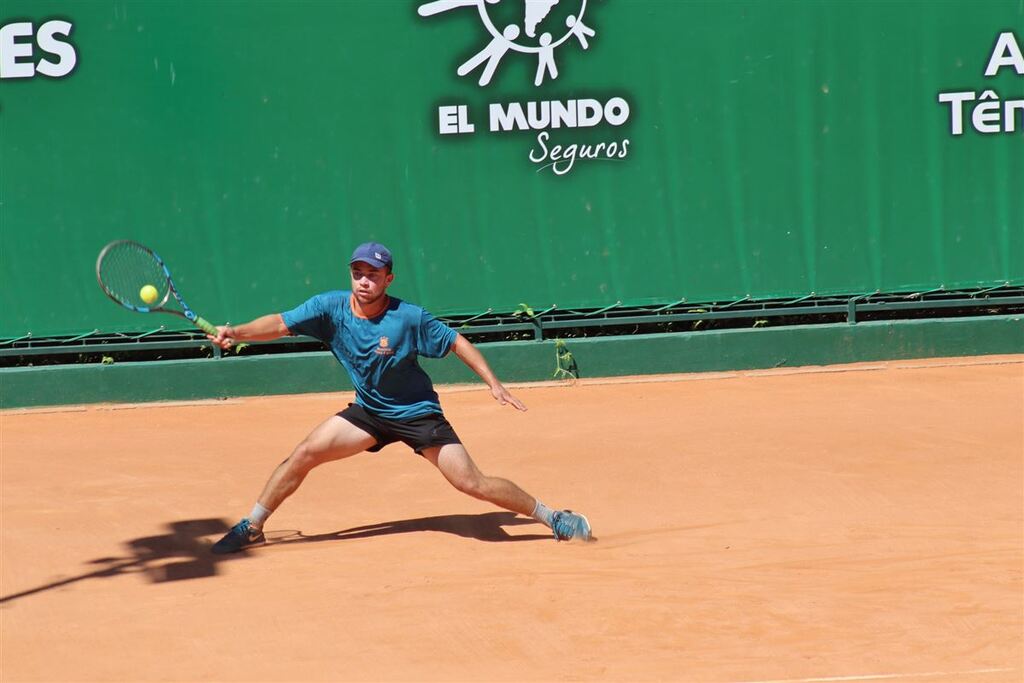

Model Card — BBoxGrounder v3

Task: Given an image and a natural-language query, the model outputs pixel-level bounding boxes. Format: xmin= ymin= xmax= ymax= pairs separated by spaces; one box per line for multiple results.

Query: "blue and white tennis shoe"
xmin=211 ymin=518 xmax=266 ymax=554
xmin=551 ymin=510 xmax=593 ymax=542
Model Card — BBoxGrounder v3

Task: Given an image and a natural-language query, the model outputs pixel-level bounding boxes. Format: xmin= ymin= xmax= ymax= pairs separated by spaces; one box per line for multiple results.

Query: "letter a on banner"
xmin=985 ymin=32 xmax=1024 ymax=76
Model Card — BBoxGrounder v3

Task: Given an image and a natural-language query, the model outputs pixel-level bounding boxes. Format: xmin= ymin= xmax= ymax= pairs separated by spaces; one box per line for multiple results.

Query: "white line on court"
xmin=727 ymin=667 xmax=1017 ymax=683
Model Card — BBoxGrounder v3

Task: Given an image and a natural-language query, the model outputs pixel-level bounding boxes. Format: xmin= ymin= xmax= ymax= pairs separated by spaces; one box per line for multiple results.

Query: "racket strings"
xmin=98 ymin=242 xmax=170 ymax=307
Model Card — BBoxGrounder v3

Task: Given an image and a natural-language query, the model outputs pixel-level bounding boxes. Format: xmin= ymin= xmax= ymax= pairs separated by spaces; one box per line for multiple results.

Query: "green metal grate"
xmin=2 ymin=284 xmax=1021 ymax=367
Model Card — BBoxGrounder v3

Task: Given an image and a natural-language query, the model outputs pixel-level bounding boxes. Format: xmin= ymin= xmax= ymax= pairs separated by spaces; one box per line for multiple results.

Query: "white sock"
xmin=248 ymin=502 xmax=272 ymax=529
xmin=532 ymin=500 xmax=554 ymax=527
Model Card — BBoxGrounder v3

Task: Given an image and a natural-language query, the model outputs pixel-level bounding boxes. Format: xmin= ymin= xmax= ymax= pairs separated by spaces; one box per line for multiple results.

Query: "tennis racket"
xmin=96 ymin=240 xmax=219 ymax=336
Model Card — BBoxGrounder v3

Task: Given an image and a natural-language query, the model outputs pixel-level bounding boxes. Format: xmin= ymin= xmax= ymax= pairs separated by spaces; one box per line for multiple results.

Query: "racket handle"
xmin=193 ymin=316 xmax=219 ymax=337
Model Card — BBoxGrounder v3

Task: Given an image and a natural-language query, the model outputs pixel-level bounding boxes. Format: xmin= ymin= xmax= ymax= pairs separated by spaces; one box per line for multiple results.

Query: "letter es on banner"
xmin=0 ymin=20 xmax=77 ymax=79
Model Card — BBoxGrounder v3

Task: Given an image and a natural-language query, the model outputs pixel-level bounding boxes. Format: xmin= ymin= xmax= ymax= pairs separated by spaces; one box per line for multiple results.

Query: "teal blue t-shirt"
xmin=281 ymin=291 xmax=458 ymax=419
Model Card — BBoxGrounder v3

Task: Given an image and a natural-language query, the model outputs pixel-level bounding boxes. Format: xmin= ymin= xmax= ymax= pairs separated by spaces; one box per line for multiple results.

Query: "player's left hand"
xmin=491 ymin=383 xmax=527 ymax=411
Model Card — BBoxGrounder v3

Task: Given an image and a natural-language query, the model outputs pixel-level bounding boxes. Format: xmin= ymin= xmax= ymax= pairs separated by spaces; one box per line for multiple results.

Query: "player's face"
xmin=349 ymin=262 xmax=394 ymax=304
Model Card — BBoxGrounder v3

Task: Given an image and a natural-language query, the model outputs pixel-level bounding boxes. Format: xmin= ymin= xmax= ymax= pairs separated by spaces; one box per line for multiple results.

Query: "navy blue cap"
xmin=349 ymin=242 xmax=393 ymax=269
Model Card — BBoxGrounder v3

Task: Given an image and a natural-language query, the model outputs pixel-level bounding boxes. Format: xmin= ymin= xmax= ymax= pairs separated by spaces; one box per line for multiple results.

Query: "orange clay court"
xmin=1 ymin=356 xmax=1021 ymax=683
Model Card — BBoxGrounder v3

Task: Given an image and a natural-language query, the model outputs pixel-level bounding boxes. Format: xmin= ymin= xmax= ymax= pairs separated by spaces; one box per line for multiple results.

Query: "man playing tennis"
xmin=208 ymin=242 xmax=593 ymax=553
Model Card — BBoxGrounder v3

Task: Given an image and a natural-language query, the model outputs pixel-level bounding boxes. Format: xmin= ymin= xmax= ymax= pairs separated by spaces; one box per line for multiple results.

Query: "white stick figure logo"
xmin=418 ymin=0 xmax=595 ymax=87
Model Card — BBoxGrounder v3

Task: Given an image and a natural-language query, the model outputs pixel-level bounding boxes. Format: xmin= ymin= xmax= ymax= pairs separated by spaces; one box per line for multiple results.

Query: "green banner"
xmin=1 ymin=1 xmax=1022 ymax=338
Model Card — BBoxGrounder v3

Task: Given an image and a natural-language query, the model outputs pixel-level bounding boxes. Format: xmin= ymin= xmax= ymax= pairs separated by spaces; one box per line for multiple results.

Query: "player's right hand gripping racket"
xmin=96 ymin=240 xmax=219 ymax=336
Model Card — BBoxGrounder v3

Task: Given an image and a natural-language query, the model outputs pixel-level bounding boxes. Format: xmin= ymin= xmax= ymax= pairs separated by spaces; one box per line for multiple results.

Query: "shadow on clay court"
xmin=0 ymin=513 xmax=548 ymax=605
xmin=268 ymin=511 xmax=552 ymax=546
xmin=0 ymin=518 xmax=245 ymax=606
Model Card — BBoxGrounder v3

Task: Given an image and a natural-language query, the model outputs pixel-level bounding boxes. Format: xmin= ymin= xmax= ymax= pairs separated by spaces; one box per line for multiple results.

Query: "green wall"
xmin=3 ymin=316 xmax=1022 ymax=409
xmin=2 ymin=1 xmax=1022 ymax=338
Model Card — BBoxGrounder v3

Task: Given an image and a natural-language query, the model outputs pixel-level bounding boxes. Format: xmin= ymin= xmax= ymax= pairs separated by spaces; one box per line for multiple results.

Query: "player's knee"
xmin=289 ymin=442 xmax=326 ymax=472
xmin=453 ymin=474 xmax=487 ymax=499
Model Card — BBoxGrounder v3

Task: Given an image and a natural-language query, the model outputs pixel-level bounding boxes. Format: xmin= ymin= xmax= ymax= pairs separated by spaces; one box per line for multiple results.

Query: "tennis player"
xmin=208 ymin=242 xmax=593 ymax=553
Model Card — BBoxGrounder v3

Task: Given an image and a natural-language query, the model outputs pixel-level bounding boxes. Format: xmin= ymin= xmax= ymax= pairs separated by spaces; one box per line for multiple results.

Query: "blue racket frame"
xmin=96 ymin=240 xmax=219 ymax=336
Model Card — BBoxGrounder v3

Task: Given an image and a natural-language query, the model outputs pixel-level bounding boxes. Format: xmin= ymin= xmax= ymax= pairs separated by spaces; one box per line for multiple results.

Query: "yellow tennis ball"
xmin=139 ymin=284 xmax=159 ymax=304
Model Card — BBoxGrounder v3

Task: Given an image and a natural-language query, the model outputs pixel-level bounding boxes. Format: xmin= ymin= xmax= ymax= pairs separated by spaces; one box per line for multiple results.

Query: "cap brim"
xmin=349 ymin=257 xmax=389 ymax=269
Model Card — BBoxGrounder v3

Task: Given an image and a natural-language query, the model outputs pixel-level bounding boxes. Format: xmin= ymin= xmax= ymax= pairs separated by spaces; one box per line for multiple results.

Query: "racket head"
xmin=95 ymin=240 xmax=174 ymax=312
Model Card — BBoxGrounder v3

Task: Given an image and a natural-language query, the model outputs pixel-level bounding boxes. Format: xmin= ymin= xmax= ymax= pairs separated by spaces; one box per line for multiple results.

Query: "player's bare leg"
xmin=212 ymin=416 xmax=377 ymax=553
xmin=256 ymin=416 xmax=377 ymax=511
xmin=422 ymin=443 xmax=536 ymax=515
xmin=421 ymin=443 xmax=593 ymax=541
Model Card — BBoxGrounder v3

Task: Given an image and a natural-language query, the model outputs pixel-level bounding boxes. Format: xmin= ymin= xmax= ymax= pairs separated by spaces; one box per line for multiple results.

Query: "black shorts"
xmin=338 ymin=403 xmax=462 ymax=455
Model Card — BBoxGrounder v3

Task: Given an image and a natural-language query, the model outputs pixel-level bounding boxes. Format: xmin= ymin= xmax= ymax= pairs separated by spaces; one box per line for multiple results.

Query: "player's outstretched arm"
xmin=451 ymin=334 xmax=527 ymax=411
xmin=208 ymin=313 xmax=290 ymax=349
